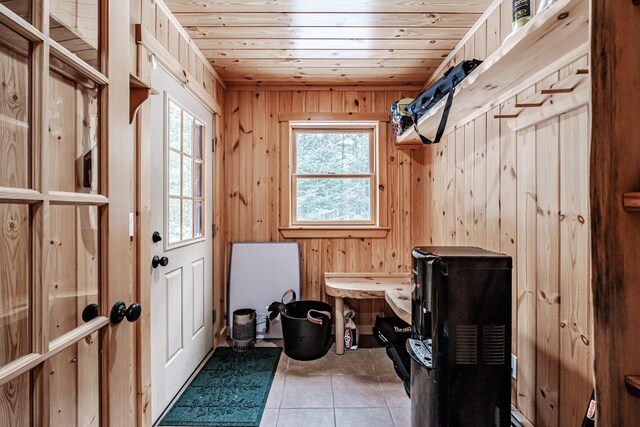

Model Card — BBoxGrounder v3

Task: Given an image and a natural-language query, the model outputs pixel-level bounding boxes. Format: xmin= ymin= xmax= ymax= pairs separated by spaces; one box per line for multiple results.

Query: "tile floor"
xmin=259 ymin=344 xmax=411 ymax=427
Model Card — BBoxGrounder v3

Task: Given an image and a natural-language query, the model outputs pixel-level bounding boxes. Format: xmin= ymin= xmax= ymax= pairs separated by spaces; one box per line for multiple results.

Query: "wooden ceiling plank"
xmin=161 ymin=0 xmax=496 ymax=86
xmin=217 ymin=66 xmax=433 ymax=75
xmin=200 ymin=49 xmax=451 ymax=59
xmin=193 ymin=39 xmax=459 ymax=50
xmin=173 ymin=12 xmax=482 ymax=28
xmin=184 ymin=26 xmax=469 ymax=40
xmin=222 ymin=76 xmax=427 ymax=85
xmin=210 ymin=58 xmax=444 ymax=68
xmin=163 ymin=0 xmax=494 ymax=14
xmin=226 ymin=84 xmax=423 ymax=91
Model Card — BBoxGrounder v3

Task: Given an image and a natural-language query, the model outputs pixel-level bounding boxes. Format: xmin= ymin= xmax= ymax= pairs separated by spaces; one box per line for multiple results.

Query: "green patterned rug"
xmin=159 ymin=347 xmax=282 ymax=426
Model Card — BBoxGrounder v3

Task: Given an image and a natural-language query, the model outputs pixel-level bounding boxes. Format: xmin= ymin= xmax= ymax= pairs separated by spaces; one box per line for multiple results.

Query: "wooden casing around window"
xmin=278 ymin=113 xmax=389 ymax=239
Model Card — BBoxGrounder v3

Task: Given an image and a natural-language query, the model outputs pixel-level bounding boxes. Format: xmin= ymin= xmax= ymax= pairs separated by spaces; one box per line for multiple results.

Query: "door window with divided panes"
xmin=167 ymin=99 xmax=205 ymax=247
xmin=0 ymin=1 xmax=110 ymax=425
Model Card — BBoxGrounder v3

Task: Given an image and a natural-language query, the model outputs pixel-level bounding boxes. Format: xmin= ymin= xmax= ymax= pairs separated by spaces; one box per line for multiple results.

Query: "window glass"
xmin=296 ymin=178 xmax=371 ymax=222
xmin=0 ymin=371 xmax=31 ymax=425
xmin=0 ymin=204 xmax=31 ymax=367
xmin=193 ymin=124 xmax=203 ymax=160
xmin=168 ymin=198 xmax=180 ymax=243
xmin=182 ymin=156 xmax=192 ymax=197
xmin=0 ymin=0 xmax=31 ymax=22
xmin=183 ymin=113 xmax=193 ymax=155
xmin=49 ymin=56 xmax=100 ymax=194
xmin=296 ymin=132 xmax=370 ymax=175
xmin=0 ymin=23 xmax=30 ymax=189
xmin=182 ymin=199 xmax=193 ymax=240
xmin=48 ymin=205 xmax=99 ymax=342
xmin=167 ymin=100 xmax=205 ymax=244
xmin=47 ymin=332 xmax=100 ymax=426
xmin=194 ymin=162 xmax=202 ymax=198
xmin=50 ymin=0 xmax=99 ymax=70
xmin=169 ymin=103 xmax=181 ymax=150
xmin=169 ymin=150 xmax=181 ymax=196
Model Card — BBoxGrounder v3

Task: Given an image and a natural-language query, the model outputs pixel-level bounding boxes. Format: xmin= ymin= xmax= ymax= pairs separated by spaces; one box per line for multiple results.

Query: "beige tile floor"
xmin=259 ymin=344 xmax=411 ymax=427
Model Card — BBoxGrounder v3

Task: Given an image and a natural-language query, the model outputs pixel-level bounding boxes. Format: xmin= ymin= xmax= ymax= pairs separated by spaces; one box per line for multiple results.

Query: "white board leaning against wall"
xmin=228 ymin=242 xmax=301 ymax=339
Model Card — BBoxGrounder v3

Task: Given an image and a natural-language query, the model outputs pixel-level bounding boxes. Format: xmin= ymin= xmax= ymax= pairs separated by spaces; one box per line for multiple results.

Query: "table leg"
xmin=335 ymin=297 xmax=344 ymax=355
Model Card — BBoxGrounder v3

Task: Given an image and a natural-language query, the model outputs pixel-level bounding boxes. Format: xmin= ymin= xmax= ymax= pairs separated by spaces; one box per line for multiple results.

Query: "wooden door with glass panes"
xmin=0 ymin=1 xmax=136 ymax=426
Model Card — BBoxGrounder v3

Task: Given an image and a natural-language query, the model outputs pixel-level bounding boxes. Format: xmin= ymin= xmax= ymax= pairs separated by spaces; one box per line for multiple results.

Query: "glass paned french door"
xmin=0 ymin=1 xmax=108 ymax=425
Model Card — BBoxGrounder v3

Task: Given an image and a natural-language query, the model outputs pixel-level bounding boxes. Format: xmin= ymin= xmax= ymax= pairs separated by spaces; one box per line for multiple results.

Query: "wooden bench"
xmin=324 ymin=272 xmax=413 ymax=355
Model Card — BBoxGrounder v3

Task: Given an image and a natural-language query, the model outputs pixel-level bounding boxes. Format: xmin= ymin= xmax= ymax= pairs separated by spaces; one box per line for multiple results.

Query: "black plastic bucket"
xmin=281 ymin=300 xmax=333 ymax=361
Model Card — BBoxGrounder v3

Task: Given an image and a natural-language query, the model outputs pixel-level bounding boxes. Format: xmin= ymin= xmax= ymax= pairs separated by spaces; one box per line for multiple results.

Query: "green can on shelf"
xmin=513 ymin=0 xmax=533 ymax=30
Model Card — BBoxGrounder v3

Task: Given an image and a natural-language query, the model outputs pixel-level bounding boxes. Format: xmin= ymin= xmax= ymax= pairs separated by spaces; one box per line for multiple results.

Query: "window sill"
xmin=278 ymin=227 xmax=389 ymax=239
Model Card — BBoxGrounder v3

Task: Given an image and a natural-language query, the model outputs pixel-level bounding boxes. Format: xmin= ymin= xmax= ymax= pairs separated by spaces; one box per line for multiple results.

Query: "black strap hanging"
xmin=412 ymin=85 xmax=457 ymax=145
xmin=406 ymin=59 xmax=482 ymax=145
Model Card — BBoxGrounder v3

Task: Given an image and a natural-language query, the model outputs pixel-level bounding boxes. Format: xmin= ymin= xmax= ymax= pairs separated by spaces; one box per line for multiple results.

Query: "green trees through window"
xmin=167 ymin=99 xmax=205 ymax=244
xmin=293 ymin=128 xmax=375 ymax=224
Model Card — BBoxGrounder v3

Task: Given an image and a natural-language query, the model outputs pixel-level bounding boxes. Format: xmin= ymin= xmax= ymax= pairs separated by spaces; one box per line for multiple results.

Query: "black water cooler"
xmin=409 ymin=247 xmax=512 ymax=427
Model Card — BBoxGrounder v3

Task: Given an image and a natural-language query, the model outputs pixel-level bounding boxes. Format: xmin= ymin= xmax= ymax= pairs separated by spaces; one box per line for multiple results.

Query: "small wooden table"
xmin=324 ymin=272 xmax=412 ymax=355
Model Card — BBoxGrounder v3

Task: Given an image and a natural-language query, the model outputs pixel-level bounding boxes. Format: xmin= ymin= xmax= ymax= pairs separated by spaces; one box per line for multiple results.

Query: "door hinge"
xmin=212 ymin=309 xmax=216 ymax=323
xmin=212 ymin=137 xmax=217 ymax=152
xmin=212 ymin=224 xmax=216 ymax=237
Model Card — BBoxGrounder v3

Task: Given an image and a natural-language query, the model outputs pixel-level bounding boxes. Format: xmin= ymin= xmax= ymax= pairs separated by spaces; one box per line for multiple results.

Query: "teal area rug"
xmin=159 ymin=347 xmax=282 ymax=426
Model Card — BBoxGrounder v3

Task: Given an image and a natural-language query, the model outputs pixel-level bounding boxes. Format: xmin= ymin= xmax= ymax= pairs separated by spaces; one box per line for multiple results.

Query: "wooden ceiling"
xmin=163 ymin=1 xmax=494 ymax=86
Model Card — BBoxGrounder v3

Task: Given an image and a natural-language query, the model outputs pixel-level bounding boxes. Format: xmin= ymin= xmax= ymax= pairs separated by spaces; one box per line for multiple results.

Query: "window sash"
xmin=292 ymin=175 xmax=375 ymax=225
xmin=290 ymin=125 xmax=377 ymax=226
xmin=292 ymin=128 xmax=375 ymax=175
xmin=166 ymin=98 xmax=206 ymax=247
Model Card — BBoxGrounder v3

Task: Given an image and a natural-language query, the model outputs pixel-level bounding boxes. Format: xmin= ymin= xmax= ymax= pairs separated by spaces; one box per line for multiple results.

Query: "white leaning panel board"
xmin=228 ymin=242 xmax=301 ymax=339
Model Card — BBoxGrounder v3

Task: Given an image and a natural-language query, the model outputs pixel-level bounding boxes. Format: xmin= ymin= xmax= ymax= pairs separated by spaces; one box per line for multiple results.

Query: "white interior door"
xmin=150 ymin=65 xmax=213 ymax=423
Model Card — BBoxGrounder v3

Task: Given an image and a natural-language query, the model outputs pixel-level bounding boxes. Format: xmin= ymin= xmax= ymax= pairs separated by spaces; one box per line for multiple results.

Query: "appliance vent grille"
xmin=456 ymin=325 xmax=478 ymax=365
xmin=483 ymin=325 xmax=506 ymax=365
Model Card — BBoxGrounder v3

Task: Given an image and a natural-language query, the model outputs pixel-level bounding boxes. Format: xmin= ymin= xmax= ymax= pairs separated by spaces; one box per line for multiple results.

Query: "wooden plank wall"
xmin=427 ymin=53 xmax=593 ymax=426
xmin=133 ymin=0 xmax=223 ymax=106
xmin=422 ymin=1 xmax=594 ymax=424
xmin=222 ymin=88 xmax=426 ymax=331
xmin=428 ymin=0 xmax=541 ymax=85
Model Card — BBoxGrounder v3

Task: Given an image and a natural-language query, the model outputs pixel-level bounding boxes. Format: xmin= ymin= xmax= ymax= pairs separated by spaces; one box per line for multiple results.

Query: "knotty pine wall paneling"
xmin=133 ymin=0 xmax=224 ymax=108
xmin=223 ymin=89 xmax=425 ymax=331
xmin=421 ymin=2 xmax=594 ymax=423
xmin=425 ymin=54 xmax=592 ymax=427
xmin=428 ymin=0 xmax=541 ymax=86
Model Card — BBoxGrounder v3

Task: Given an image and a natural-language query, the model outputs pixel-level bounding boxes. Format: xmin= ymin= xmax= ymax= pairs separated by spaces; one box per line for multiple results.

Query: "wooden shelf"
xmin=626 ymin=376 xmax=640 ymax=398
xmin=129 ymin=74 xmax=157 ymax=124
xmin=396 ymin=0 xmax=589 ymax=146
xmin=623 ymin=193 xmax=640 ymax=212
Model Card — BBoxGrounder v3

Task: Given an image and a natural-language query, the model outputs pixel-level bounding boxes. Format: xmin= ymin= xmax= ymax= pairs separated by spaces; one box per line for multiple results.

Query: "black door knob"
xmin=110 ymin=301 xmax=143 ymax=324
xmin=126 ymin=303 xmax=142 ymax=322
xmin=152 ymin=255 xmax=169 ymax=268
xmin=82 ymin=303 xmax=99 ymax=322
xmin=152 ymin=231 xmax=162 ymax=243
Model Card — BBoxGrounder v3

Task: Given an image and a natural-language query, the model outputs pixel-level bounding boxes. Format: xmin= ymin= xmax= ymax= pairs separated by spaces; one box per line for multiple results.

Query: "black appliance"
xmin=409 ymin=246 xmax=512 ymax=427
